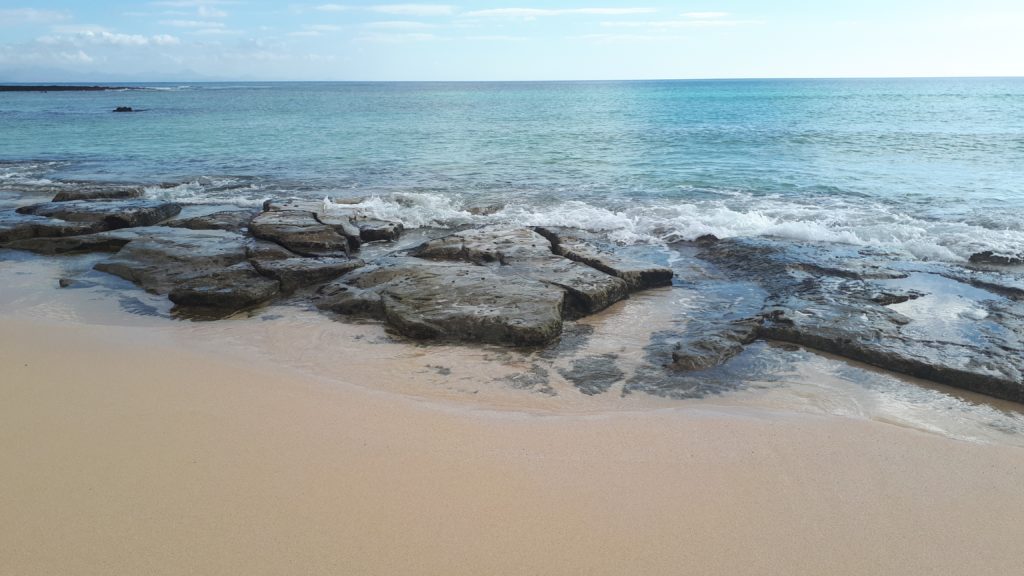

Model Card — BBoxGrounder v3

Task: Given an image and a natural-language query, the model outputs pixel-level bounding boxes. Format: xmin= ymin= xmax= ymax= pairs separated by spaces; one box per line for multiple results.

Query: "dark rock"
xmin=94 ymin=229 xmax=249 ymax=294
xmin=558 ymin=355 xmax=624 ymax=395
xmin=412 ymin=227 xmax=552 ymax=264
xmin=52 ymin=187 xmax=142 ymax=202
xmin=316 ymin=212 xmax=363 ymax=250
xmin=58 ymin=278 xmax=74 ymax=288
xmin=356 ymin=218 xmax=403 ymax=242
xmin=534 ymin=227 xmax=673 ymax=290
xmin=168 ymin=263 xmax=280 ymax=314
xmin=0 ymin=210 xmax=101 ymax=243
xmin=16 ymin=200 xmax=181 ymax=230
xmin=4 ymin=232 xmax=134 ymax=255
xmin=164 ymin=209 xmax=258 ymax=233
xmin=695 ymin=233 xmax=720 ymax=247
xmin=249 ymin=210 xmax=351 ymax=257
xmin=697 ymin=237 xmax=1024 ymax=403
xmin=969 ymin=250 xmax=1024 ymax=266
xmin=316 ymin=257 xmax=565 ymax=347
xmin=252 ymin=256 xmax=364 ymax=294
xmin=245 ymin=240 xmax=296 ymax=261
xmin=467 ymin=203 xmax=504 ymax=216
xmin=413 ymin=227 xmax=629 ymax=318
xmin=671 ymin=319 xmax=761 ymax=371
xmin=114 ymin=106 xmax=133 ymax=112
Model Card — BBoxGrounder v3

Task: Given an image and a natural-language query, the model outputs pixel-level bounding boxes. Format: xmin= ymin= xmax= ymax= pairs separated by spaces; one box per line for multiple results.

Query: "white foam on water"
xmin=345 ymin=190 xmax=1024 ymax=263
xmin=142 ymin=180 xmax=267 ymax=208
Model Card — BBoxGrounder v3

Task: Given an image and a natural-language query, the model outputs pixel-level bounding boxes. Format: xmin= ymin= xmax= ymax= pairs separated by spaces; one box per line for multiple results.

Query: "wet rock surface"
xmin=691 ymin=237 xmax=1024 ymax=403
xmin=16 ymin=199 xmax=181 ymax=229
xmin=2 ymin=189 xmax=1023 ymax=406
xmin=51 ymin=187 xmax=143 ymax=202
xmin=164 ymin=209 xmax=258 ymax=233
xmin=168 ymin=263 xmax=281 ymax=316
xmin=317 ymin=256 xmax=567 ymax=346
xmin=535 ymin=226 xmax=674 ymax=290
xmin=250 ymin=210 xmax=352 ymax=257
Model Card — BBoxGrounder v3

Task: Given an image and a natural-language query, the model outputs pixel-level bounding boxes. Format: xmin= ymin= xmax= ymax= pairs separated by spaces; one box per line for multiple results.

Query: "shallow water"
xmin=2 ymin=78 xmax=1023 ymax=261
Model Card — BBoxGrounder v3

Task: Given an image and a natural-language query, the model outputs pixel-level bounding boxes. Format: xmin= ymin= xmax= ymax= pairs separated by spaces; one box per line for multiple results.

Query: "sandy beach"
xmin=3 ymin=310 xmax=1024 ymax=576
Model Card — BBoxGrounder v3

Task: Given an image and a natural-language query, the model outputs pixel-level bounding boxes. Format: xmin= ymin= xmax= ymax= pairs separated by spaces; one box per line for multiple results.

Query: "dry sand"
xmin=2 ymin=316 xmax=1024 ymax=576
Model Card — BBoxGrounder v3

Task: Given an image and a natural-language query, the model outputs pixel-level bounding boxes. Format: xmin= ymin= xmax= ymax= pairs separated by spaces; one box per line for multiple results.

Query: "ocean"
xmin=2 ymin=78 xmax=1022 ymax=262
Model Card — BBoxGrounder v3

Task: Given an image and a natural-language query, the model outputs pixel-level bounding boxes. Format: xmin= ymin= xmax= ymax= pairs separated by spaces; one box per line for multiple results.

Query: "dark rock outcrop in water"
xmin=685 ymin=237 xmax=1024 ymax=403
xmin=969 ymin=250 xmax=1024 ymax=266
xmin=3 ymin=188 xmax=1022 ymax=404
xmin=250 ymin=210 xmax=352 ymax=256
xmin=17 ymin=200 xmax=181 ymax=230
xmin=52 ymin=187 xmax=143 ymax=202
xmin=316 ymin=226 xmax=666 ymax=346
xmin=164 ymin=209 xmax=259 ymax=233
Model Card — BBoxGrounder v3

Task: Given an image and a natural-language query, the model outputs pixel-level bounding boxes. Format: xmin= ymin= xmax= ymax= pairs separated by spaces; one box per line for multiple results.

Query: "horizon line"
xmin=2 ymin=75 xmax=1022 ymax=85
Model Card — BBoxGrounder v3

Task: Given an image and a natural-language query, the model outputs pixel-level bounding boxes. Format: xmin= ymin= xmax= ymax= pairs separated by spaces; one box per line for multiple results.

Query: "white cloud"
xmin=364 ymin=20 xmax=436 ymax=29
xmin=198 ymin=6 xmax=228 ymax=18
xmin=310 ymin=24 xmax=343 ymax=31
xmin=370 ymin=4 xmax=455 ymax=16
xmin=315 ymin=3 xmax=351 ymax=11
xmin=0 ymin=8 xmax=71 ymax=25
xmin=38 ymin=30 xmax=183 ymax=47
xmin=151 ymin=1 xmax=237 ymax=7
xmin=59 ymin=49 xmax=94 ymax=63
xmin=355 ymin=32 xmax=437 ymax=43
xmin=681 ymin=12 xmax=730 ymax=19
xmin=462 ymin=7 xmax=656 ymax=18
xmin=600 ymin=19 xmax=752 ymax=29
xmin=162 ymin=19 xmax=226 ymax=28
xmin=576 ymin=33 xmax=683 ymax=43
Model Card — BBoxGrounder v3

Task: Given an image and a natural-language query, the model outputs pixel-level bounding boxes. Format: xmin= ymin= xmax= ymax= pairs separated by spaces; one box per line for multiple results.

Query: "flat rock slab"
xmin=316 ymin=257 xmax=565 ymax=347
xmin=535 ymin=227 xmax=673 ymax=290
xmin=413 ymin=227 xmax=629 ymax=317
xmin=52 ymin=187 xmax=142 ymax=202
xmin=316 ymin=212 xmax=363 ymax=249
xmin=164 ymin=209 xmax=258 ymax=233
xmin=168 ymin=263 xmax=280 ymax=315
xmin=250 ymin=210 xmax=350 ymax=257
xmin=94 ymin=228 xmax=249 ymax=294
xmin=697 ymin=236 xmax=1024 ymax=403
xmin=413 ymin=227 xmax=553 ymax=264
xmin=0 ymin=210 xmax=101 ymax=243
xmin=356 ymin=219 xmax=403 ymax=243
xmin=252 ymin=256 xmax=364 ymax=294
xmin=16 ymin=200 xmax=181 ymax=229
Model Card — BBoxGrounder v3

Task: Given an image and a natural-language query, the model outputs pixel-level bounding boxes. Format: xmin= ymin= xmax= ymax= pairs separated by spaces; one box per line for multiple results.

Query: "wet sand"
xmin=3 ymin=314 xmax=1024 ymax=576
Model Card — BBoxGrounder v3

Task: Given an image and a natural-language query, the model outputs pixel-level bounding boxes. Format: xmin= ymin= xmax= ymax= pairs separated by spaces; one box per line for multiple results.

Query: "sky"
xmin=1 ymin=1 xmax=1023 ymax=81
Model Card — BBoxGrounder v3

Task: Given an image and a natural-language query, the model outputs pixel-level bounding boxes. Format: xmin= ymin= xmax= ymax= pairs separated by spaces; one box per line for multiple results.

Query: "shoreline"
xmin=3 ymin=313 xmax=1024 ymax=575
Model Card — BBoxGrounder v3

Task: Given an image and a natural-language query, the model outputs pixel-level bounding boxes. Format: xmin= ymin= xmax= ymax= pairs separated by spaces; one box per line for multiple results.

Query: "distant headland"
xmin=0 ymin=85 xmax=142 ymax=92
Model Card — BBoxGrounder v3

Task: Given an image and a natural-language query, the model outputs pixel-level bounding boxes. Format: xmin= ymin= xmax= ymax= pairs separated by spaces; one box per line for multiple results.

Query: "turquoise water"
xmin=2 ymin=78 xmax=1022 ymax=260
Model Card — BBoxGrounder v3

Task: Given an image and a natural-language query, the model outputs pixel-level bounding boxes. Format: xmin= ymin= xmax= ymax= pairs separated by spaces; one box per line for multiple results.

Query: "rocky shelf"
xmin=1 ymin=188 xmax=1022 ymax=404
